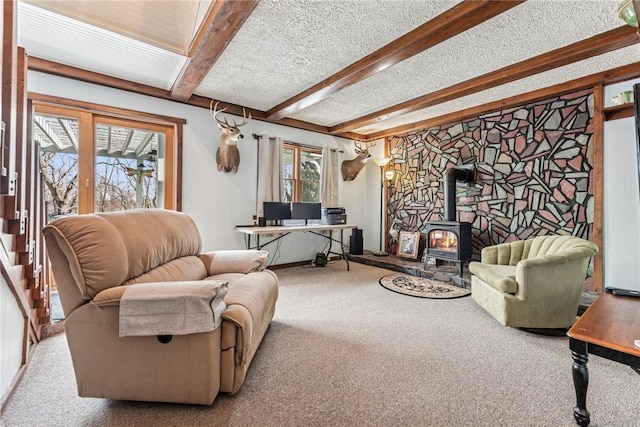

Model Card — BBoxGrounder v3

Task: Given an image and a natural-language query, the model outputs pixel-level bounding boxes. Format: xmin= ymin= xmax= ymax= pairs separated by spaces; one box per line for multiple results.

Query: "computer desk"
xmin=235 ymin=223 xmax=356 ymax=270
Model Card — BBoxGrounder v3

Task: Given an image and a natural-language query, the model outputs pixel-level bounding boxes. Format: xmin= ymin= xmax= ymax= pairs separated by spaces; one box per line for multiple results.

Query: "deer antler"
xmin=210 ymin=101 xmax=252 ymax=128
xmin=210 ymin=101 xmax=229 ymax=125
xmin=353 ymin=140 xmax=376 ymax=153
xmin=238 ymin=107 xmax=251 ymax=126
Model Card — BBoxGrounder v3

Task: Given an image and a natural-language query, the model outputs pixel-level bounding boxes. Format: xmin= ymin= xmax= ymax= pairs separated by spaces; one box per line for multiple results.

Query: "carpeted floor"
xmin=2 ymin=262 xmax=639 ymax=426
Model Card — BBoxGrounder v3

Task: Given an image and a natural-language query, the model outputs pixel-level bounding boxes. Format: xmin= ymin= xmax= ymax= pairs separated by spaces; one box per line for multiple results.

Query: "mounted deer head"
xmin=341 ymin=141 xmax=375 ymax=181
xmin=210 ymin=101 xmax=251 ymax=173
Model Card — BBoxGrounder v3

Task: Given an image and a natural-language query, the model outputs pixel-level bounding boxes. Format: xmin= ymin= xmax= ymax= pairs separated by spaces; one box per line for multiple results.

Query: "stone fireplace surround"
xmin=385 ymin=89 xmax=594 ymax=262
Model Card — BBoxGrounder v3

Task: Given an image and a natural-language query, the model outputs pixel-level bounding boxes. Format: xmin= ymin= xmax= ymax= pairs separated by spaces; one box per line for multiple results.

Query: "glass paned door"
xmin=34 ymin=104 xmax=177 ymax=218
xmin=34 ymin=112 xmax=80 ymax=219
xmin=94 ymin=121 xmax=165 ymax=212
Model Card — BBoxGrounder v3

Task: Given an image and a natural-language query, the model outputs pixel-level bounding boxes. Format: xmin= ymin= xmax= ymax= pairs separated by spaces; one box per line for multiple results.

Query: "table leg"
xmin=570 ymin=338 xmax=590 ymax=426
xmin=341 ymin=229 xmax=349 ymax=271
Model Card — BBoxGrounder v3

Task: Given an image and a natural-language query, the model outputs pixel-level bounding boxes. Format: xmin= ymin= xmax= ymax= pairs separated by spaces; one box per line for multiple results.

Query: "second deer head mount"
xmin=341 ymin=140 xmax=376 ymax=181
xmin=210 ymin=101 xmax=252 ymax=174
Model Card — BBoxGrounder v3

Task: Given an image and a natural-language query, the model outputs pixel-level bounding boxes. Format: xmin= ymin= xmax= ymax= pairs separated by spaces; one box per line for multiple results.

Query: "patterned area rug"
xmin=379 ymin=273 xmax=471 ymax=299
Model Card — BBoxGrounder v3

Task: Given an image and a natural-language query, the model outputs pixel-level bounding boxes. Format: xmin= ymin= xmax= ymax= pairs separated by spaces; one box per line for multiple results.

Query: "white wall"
xmin=364 ymin=143 xmax=386 ymax=252
xmin=27 ymin=71 xmax=383 ymax=264
xmin=0 ymin=278 xmax=24 ymax=401
xmin=27 ymin=70 xmax=640 ymax=276
xmin=603 ymin=78 xmax=640 ymax=291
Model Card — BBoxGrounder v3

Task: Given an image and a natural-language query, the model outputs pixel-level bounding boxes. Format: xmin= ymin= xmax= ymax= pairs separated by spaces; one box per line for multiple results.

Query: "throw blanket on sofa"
xmin=119 ymin=280 xmax=228 ymax=337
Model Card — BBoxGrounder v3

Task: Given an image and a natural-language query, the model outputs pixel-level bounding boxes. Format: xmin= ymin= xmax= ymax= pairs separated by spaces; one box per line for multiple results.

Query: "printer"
xmin=321 ymin=207 xmax=346 ymax=225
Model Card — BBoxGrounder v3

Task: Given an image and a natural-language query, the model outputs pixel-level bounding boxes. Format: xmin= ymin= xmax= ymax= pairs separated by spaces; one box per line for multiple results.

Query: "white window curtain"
xmin=320 ymin=146 xmax=339 ymax=207
xmin=256 ymin=135 xmax=283 ymax=216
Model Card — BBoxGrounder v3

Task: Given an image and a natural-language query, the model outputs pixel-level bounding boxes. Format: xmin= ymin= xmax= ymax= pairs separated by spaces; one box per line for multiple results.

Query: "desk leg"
xmin=570 ymin=338 xmax=590 ymax=426
xmin=341 ymin=229 xmax=349 ymax=271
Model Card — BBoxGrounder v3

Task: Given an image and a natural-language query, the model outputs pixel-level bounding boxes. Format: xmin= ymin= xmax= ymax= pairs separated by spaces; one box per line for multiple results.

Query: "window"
xmin=33 ymin=98 xmax=182 ymax=216
xmin=282 ymin=143 xmax=322 ymax=202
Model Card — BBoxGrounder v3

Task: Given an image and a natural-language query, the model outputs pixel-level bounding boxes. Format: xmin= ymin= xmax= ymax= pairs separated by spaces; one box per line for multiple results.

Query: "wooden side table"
xmin=567 ymin=291 xmax=640 ymax=426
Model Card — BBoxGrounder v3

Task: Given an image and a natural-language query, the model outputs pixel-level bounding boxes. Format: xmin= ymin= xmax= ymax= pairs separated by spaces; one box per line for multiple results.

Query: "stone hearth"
xmin=347 ymin=251 xmax=471 ymax=289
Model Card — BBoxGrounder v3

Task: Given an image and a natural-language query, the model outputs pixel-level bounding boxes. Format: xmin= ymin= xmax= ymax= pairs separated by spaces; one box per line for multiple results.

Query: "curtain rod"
xmin=252 ymin=133 xmax=343 ymax=153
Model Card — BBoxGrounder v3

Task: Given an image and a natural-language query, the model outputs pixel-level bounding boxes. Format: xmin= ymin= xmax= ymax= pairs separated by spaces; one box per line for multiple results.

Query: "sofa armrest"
xmin=515 ymin=253 xmax=588 ymax=302
xmin=92 ymin=280 xmax=228 ymax=337
xmin=199 ymin=250 xmax=269 ymax=275
xmin=91 ymin=285 xmax=130 ymax=307
xmin=91 ymin=280 xmax=228 ymax=307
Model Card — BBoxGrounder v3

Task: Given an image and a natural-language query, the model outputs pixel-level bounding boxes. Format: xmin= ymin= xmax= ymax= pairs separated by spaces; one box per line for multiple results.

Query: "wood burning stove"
xmin=424 ymin=166 xmax=474 ymax=277
xmin=425 ymin=221 xmax=472 ymax=277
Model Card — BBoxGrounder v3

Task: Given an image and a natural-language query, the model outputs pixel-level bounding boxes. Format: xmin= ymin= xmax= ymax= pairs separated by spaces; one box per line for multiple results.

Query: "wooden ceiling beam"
xmin=28 ymin=56 xmax=171 ymax=98
xmin=265 ymin=0 xmax=525 ymax=121
xmin=365 ymin=61 xmax=640 ymax=141
xmin=170 ymin=0 xmax=259 ymax=102
xmin=331 ymin=25 xmax=640 ymax=134
xmin=27 ymin=57 xmax=365 ymax=141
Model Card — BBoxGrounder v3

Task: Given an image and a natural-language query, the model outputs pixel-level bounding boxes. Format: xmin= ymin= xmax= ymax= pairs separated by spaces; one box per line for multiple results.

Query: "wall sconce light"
xmin=385 ymin=170 xmax=394 ymax=181
xmin=618 ymin=0 xmax=639 ymax=27
xmin=373 ymin=157 xmax=390 ymax=167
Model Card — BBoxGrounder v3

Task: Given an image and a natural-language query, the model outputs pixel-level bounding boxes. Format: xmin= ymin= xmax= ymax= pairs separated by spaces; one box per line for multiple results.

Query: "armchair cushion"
xmin=468 ymin=263 xmax=517 ymax=294
xmin=43 ymin=209 xmax=202 ymax=302
xmin=122 ymin=256 xmax=207 ymax=286
xmin=43 ymin=214 xmax=129 ymax=300
xmin=482 ymin=240 xmax=529 ymax=265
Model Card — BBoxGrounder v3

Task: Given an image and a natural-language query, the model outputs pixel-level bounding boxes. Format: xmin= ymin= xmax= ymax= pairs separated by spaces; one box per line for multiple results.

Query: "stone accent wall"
xmin=387 ymin=89 xmax=594 ymax=259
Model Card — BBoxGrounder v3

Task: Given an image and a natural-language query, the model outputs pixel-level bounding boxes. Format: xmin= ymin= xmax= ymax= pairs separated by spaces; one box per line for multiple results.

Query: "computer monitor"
xmin=291 ymin=202 xmax=322 ymax=224
xmin=262 ymin=201 xmax=291 ymax=224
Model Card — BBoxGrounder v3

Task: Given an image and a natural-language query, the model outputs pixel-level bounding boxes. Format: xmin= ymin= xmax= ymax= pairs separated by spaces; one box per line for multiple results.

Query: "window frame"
xmin=30 ymin=94 xmax=184 ymax=212
xmin=282 ymin=142 xmax=322 ymax=203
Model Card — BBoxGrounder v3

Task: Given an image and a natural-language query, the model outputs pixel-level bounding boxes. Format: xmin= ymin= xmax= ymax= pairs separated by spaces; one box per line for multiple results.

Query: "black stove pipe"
xmin=443 ymin=167 xmax=474 ymax=221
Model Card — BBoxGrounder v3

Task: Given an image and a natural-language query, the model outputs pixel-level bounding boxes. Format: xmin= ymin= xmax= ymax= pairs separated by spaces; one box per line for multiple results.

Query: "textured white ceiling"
xmin=353 ymin=45 xmax=640 ymax=134
xmin=290 ymin=0 xmax=626 ymax=128
xmin=194 ymin=0 xmax=461 ymax=111
xmin=14 ymin=0 xmax=639 ymax=137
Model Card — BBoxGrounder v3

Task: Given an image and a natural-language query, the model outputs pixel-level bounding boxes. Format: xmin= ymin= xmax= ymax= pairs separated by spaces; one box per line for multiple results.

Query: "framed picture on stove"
xmin=397 ymin=231 xmax=420 ymax=259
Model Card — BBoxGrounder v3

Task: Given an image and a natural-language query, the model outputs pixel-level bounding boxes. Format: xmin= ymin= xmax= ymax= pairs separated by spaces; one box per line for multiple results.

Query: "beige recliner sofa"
xmin=469 ymin=235 xmax=598 ymax=329
xmin=43 ymin=209 xmax=278 ymax=405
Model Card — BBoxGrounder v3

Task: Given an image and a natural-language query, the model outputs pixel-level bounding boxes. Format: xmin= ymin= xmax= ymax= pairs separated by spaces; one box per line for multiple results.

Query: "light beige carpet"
xmin=2 ymin=262 xmax=639 ymax=427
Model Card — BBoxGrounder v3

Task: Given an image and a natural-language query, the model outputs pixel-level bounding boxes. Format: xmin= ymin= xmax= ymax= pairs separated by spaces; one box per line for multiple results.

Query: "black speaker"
xmin=258 ymin=216 xmax=266 ymax=227
xmin=350 ymin=228 xmax=363 ymax=255
xmin=315 ymin=253 xmax=327 ymax=267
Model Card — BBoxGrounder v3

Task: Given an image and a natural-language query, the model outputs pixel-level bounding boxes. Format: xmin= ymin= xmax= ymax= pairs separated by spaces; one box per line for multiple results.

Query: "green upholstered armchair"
xmin=469 ymin=235 xmax=598 ymax=329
